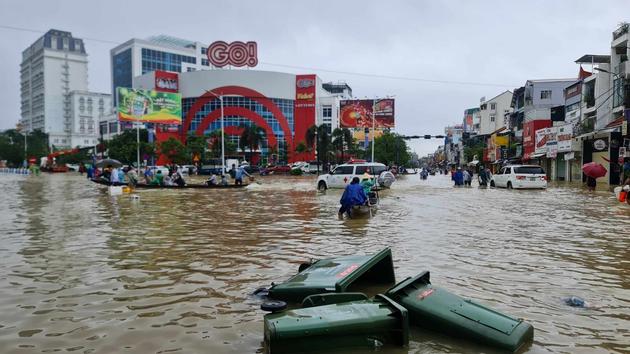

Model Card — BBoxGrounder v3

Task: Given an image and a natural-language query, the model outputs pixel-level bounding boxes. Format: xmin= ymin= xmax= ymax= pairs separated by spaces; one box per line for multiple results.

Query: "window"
xmin=540 ymin=90 xmax=552 ymax=99
xmin=84 ymin=139 xmax=89 ymax=144
xmin=99 ymin=122 xmax=108 ymax=134
xmin=355 ymin=166 xmax=369 ymax=174
xmin=332 ymin=166 xmax=354 ymax=175
xmin=112 ymin=48 xmax=132 ymax=105
xmin=187 ymin=67 xmax=196 ymax=72
xmin=490 ymin=103 xmax=496 ymax=110
xmin=322 ymin=106 xmax=332 ymax=118
xmin=490 ymin=114 xmax=495 ymax=122
xmin=514 ymin=166 xmax=545 ymax=174
xmin=505 ymin=167 xmax=512 ymax=174
xmin=202 ymin=58 xmax=209 ymax=66
xmin=109 ymin=122 xmax=118 ymax=133
xmin=201 ymin=47 xmax=207 ymax=55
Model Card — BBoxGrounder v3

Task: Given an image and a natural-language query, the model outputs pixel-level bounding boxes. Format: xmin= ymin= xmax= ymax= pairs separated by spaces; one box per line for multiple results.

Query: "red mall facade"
xmin=137 ymin=69 xmax=325 ymax=165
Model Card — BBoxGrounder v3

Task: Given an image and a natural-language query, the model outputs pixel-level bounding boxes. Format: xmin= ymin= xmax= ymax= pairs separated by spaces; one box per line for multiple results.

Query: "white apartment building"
xmin=20 ymin=29 xmax=91 ymax=148
xmin=478 ymin=91 xmax=513 ymax=135
xmin=67 ymin=91 xmax=114 ymax=147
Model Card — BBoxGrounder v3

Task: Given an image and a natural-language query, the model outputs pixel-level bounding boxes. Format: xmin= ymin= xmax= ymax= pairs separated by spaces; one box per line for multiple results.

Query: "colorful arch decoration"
xmin=193 ymin=106 xmax=278 ymax=147
xmin=182 ymin=85 xmax=293 ymax=158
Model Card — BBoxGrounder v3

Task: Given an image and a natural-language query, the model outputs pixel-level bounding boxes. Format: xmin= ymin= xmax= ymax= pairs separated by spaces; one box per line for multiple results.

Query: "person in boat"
xmin=101 ymin=165 xmax=112 ymax=182
xmin=126 ymin=168 xmax=138 ymax=187
xmin=360 ymin=172 xmax=375 ymax=194
xmin=229 ymin=164 xmax=237 ymax=179
xmin=338 ymin=177 xmax=368 ymax=218
xmin=220 ymin=174 xmax=228 ymax=186
xmin=163 ymin=174 xmax=174 ymax=186
xmin=143 ymin=167 xmax=154 ymax=184
xmin=117 ymin=168 xmax=125 ymax=183
xmin=234 ymin=165 xmax=250 ymax=186
xmin=207 ymin=174 xmax=218 ymax=186
xmin=172 ymin=171 xmax=186 ymax=187
xmin=150 ymin=170 xmax=164 ymax=186
xmin=110 ymin=166 xmax=120 ymax=184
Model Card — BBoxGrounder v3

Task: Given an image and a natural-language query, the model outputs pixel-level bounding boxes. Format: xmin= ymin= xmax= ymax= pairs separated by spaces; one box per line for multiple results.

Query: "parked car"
xmin=491 ymin=165 xmax=547 ymax=189
xmin=262 ymin=165 xmax=291 ymax=175
xmin=316 ymin=161 xmax=388 ymax=190
xmin=180 ymin=165 xmax=197 ymax=175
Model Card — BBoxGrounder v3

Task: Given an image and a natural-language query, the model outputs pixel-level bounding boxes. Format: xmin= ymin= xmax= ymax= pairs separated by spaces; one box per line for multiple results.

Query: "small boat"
xmin=90 ymin=178 xmax=247 ymax=189
xmin=350 ymin=190 xmax=379 ymax=218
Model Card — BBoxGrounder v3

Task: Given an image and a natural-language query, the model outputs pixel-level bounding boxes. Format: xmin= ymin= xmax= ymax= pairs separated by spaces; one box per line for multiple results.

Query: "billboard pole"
xmin=137 ymin=119 xmax=141 ymax=172
xmin=220 ymin=95 xmax=225 ymax=175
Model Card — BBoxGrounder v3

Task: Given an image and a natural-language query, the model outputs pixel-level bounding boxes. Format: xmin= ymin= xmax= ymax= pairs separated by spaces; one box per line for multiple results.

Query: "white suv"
xmin=317 ymin=161 xmax=388 ymax=190
xmin=491 ymin=165 xmax=547 ymax=189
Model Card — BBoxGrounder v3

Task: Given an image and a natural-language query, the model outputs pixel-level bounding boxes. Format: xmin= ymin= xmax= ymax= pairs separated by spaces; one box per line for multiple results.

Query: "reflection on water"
xmin=0 ymin=173 xmax=629 ymax=353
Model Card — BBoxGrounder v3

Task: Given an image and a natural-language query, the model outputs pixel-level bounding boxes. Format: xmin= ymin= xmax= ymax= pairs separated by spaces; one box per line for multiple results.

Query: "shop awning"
xmin=573 ymin=127 xmax=620 ymax=141
xmin=531 ymin=153 xmax=546 ymax=158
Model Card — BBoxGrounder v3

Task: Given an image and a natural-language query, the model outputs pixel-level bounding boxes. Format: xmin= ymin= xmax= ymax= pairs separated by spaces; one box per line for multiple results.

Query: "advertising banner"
xmin=155 ymin=71 xmax=179 ymax=92
xmin=117 ymin=88 xmax=182 ymax=124
xmin=463 ymin=108 xmax=477 ymax=133
xmin=535 ymin=128 xmax=548 ymax=154
xmin=556 ymin=123 xmax=573 ymax=152
xmin=293 ymin=74 xmax=317 ymax=159
xmin=340 ymin=99 xmax=395 ymax=128
xmin=545 ymin=127 xmax=558 ymax=158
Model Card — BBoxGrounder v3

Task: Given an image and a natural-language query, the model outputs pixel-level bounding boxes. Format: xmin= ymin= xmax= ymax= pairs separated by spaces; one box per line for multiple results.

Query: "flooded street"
xmin=0 ymin=173 xmax=629 ymax=354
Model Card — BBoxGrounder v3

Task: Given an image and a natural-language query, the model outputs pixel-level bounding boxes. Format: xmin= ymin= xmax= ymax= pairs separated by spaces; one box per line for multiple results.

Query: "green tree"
xmin=239 ymin=124 xmax=265 ymax=162
xmin=186 ymin=134 xmax=207 ymax=162
xmin=305 ymin=124 xmax=332 ymax=171
xmin=158 ymin=137 xmax=189 ymax=164
xmin=332 ymin=127 xmax=354 ymax=163
xmin=0 ymin=129 xmax=49 ymax=166
xmin=295 ymin=141 xmax=308 ymax=154
xmin=107 ymin=129 xmax=155 ymax=165
xmin=368 ymin=132 xmax=411 ymax=166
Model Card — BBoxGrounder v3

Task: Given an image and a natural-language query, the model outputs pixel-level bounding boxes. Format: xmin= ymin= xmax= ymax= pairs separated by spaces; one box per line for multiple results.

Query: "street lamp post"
xmin=205 ymin=90 xmax=225 ymax=174
xmin=371 ymin=98 xmax=376 ymax=162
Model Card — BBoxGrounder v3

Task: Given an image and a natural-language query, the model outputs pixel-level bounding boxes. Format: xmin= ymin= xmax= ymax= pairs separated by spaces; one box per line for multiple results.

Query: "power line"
xmin=1 ymin=23 xmax=518 ymax=88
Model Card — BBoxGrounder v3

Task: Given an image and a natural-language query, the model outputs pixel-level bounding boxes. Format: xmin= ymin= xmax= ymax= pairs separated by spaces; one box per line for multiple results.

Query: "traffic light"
xmin=424 ymin=135 xmax=431 ymax=139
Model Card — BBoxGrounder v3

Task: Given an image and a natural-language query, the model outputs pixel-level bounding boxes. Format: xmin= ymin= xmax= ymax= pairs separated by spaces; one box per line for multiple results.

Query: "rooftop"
xmin=574 ymin=54 xmax=611 ymax=64
xmin=146 ymin=35 xmax=198 ymax=50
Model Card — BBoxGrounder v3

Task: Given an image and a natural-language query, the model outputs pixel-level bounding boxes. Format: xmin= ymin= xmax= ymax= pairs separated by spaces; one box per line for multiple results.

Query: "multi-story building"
xmin=20 ymin=29 xmax=92 ymax=148
xmin=444 ymin=125 xmax=464 ymax=166
xmin=67 ymin=91 xmax=113 ymax=147
xmin=478 ymin=91 xmax=513 ymax=136
xmin=110 ymin=35 xmax=212 ymax=105
xmin=521 ymin=78 xmax=575 ymax=162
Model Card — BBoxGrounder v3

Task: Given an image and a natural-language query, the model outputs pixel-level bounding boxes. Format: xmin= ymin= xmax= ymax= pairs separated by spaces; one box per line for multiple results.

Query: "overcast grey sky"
xmin=0 ymin=0 xmax=627 ymax=156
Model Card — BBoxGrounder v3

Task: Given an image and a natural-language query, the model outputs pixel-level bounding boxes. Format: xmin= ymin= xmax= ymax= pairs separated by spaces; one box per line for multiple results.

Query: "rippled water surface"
xmin=0 ymin=173 xmax=629 ymax=354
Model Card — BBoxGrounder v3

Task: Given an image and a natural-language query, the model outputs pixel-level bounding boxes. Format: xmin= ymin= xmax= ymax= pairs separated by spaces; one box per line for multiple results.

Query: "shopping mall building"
xmin=106 ymin=35 xmax=352 ymax=164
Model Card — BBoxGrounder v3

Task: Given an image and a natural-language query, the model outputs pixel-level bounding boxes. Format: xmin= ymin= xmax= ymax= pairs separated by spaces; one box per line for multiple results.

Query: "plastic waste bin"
xmin=386 ymin=271 xmax=533 ymax=353
xmin=263 ymin=294 xmax=408 ymax=353
xmin=268 ymin=248 xmax=395 ymax=302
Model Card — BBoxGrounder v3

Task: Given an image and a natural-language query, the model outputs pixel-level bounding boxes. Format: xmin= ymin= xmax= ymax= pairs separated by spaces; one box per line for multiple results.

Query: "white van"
xmin=316 ymin=161 xmax=388 ymax=190
xmin=491 ymin=165 xmax=547 ymax=189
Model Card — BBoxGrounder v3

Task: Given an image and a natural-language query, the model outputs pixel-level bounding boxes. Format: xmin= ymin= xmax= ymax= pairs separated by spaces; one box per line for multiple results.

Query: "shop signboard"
xmin=340 ymin=99 xmax=395 ymax=128
xmin=535 ymin=128 xmax=548 ymax=154
xmin=593 ymin=138 xmax=608 ymax=151
xmin=207 ymin=41 xmax=258 ymax=67
xmin=155 ymin=71 xmax=179 ymax=92
xmin=117 ymin=88 xmax=182 ymax=124
xmin=294 ymin=74 xmax=317 ymax=157
xmin=556 ymin=123 xmax=573 ymax=152
xmin=545 ymin=127 xmax=558 ymax=158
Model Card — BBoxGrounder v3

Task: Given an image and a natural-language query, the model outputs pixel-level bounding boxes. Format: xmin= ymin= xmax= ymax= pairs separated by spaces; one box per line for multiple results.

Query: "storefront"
xmin=133 ymin=69 xmax=341 ymax=164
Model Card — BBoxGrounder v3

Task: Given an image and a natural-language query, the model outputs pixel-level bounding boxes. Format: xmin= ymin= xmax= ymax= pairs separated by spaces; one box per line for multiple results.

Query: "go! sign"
xmin=207 ymin=41 xmax=258 ymax=68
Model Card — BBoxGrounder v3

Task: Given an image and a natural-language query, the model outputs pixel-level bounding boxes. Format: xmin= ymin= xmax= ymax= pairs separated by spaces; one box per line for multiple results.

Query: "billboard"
xmin=294 ymin=74 xmax=317 ymax=160
xmin=340 ymin=99 xmax=395 ymax=128
xmin=207 ymin=41 xmax=258 ymax=67
xmin=117 ymin=88 xmax=182 ymax=124
xmin=155 ymin=70 xmax=179 ymax=92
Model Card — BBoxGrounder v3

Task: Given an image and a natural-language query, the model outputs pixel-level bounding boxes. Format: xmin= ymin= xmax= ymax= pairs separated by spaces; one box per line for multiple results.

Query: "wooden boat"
xmin=90 ymin=178 xmax=247 ymax=189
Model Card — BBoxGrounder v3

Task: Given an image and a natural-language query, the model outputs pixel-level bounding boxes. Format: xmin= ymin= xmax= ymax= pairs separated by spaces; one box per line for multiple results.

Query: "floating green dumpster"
xmin=268 ymin=248 xmax=395 ymax=302
xmin=386 ymin=271 xmax=534 ymax=353
xmin=263 ymin=294 xmax=408 ymax=354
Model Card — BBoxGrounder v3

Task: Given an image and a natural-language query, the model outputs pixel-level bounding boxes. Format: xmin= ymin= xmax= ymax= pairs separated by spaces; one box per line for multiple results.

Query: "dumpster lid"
xmin=386 ymin=271 xmax=431 ymax=297
xmin=269 ymin=248 xmax=395 ymax=301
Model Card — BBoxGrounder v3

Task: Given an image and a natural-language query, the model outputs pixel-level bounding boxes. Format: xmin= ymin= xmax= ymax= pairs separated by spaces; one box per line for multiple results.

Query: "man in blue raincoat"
xmin=339 ymin=177 xmax=368 ymax=218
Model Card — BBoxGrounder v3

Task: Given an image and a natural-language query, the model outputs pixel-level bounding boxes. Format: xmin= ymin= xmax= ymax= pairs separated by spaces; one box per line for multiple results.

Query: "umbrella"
xmin=95 ymin=158 xmax=122 ymax=168
xmin=582 ymin=162 xmax=607 ymax=178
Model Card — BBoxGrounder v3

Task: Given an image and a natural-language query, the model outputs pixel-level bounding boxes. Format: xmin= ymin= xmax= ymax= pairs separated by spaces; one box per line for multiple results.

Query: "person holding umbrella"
xmin=582 ymin=162 xmax=607 ymax=191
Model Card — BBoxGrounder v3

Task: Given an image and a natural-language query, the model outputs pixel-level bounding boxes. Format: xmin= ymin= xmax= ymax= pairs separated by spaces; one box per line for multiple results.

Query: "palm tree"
xmin=331 ymin=128 xmax=355 ymax=163
xmin=240 ymin=124 xmax=265 ymax=162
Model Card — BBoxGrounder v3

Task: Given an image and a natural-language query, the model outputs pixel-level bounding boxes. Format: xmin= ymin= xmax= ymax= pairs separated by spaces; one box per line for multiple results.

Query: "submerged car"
xmin=491 ymin=165 xmax=547 ymax=189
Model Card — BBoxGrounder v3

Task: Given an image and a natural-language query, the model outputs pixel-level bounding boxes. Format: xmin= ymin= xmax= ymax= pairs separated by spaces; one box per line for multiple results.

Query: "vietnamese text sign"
xmin=117 ymin=88 xmax=182 ymax=124
xmin=556 ymin=123 xmax=573 ymax=153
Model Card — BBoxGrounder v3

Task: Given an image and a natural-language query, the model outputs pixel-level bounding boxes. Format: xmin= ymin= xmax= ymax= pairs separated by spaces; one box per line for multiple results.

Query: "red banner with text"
xmin=293 ymin=74 xmax=317 ymax=162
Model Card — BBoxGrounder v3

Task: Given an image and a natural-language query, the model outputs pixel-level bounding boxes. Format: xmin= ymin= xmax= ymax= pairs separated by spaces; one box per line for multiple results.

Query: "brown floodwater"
xmin=0 ymin=173 xmax=629 ymax=354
